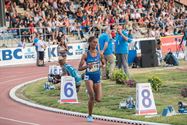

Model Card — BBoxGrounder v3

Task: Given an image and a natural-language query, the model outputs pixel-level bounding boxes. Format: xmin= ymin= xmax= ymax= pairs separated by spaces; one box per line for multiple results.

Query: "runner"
xmin=78 ymin=36 xmax=105 ymax=122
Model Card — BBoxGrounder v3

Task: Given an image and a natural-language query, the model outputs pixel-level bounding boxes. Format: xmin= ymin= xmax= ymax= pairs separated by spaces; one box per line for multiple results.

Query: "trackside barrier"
xmin=0 ymin=35 xmax=184 ymax=66
xmin=0 ymin=37 xmax=147 ymax=66
xmin=0 ymin=42 xmax=87 ymax=66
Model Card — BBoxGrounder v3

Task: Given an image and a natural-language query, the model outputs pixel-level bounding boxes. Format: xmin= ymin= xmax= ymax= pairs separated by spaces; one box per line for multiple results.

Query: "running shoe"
xmin=87 ymin=115 xmax=94 ymax=122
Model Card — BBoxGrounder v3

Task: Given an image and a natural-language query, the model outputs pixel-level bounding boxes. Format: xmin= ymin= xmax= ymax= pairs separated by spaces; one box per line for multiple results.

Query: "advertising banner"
xmin=0 ymin=42 xmax=88 ymax=66
xmin=160 ymin=35 xmax=184 ymax=54
xmin=0 ymin=47 xmax=36 ymax=66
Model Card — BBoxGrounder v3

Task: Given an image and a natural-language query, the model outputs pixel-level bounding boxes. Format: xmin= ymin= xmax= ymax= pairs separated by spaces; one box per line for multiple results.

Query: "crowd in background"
xmin=3 ymin=0 xmax=187 ymax=44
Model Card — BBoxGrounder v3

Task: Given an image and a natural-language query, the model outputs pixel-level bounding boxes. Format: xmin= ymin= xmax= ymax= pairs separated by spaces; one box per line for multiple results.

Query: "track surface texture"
xmin=0 ymin=61 xmax=126 ymax=125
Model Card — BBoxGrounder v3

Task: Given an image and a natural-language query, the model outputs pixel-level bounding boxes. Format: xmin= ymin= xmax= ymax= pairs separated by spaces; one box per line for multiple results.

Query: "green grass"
xmin=17 ymin=65 xmax=187 ymax=125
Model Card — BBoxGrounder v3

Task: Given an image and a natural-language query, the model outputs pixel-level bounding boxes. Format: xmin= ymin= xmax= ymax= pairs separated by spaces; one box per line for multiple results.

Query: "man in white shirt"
xmin=37 ymin=36 xmax=47 ymax=66
xmin=17 ymin=38 xmax=26 ymax=48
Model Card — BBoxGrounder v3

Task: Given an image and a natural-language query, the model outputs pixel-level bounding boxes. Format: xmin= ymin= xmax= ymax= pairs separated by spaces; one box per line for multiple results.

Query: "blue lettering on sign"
xmin=25 ymin=55 xmax=35 ymax=59
xmin=2 ymin=49 xmax=22 ymax=60
xmin=14 ymin=49 xmax=22 ymax=59
xmin=48 ymin=45 xmax=74 ymax=57
xmin=2 ymin=50 xmax=12 ymax=60
xmin=49 ymin=47 xmax=57 ymax=57
xmin=67 ymin=46 xmax=73 ymax=56
xmin=48 ymin=48 xmax=51 ymax=58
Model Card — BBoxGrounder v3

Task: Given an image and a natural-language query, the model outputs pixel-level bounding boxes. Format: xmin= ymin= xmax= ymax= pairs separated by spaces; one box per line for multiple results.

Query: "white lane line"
xmin=0 ymin=116 xmax=40 ymax=125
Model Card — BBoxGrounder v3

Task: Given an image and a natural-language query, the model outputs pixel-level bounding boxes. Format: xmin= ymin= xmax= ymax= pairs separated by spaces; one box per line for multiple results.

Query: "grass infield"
xmin=16 ymin=61 xmax=187 ymax=125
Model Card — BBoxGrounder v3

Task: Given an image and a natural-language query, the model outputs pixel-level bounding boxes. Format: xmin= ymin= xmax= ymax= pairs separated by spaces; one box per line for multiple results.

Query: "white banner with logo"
xmin=0 ymin=42 xmax=88 ymax=66
xmin=0 ymin=47 xmax=37 ymax=66
xmin=3 ymin=37 xmax=184 ymax=67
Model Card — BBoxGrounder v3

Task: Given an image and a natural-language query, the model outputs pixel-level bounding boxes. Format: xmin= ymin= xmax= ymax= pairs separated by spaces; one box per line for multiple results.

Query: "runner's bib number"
xmin=87 ymin=63 xmax=100 ymax=72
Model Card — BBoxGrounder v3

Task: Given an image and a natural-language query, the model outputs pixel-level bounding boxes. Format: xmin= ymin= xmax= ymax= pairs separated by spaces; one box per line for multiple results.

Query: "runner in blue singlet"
xmin=84 ymin=50 xmax=101 ymax=84
xmin=78 ymin=36 xmax=105 ymax=122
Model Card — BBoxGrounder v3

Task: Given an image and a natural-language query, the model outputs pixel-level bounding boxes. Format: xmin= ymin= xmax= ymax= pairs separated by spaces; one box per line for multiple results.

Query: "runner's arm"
xmin=78 ymin=53 xmax=88 ymax=71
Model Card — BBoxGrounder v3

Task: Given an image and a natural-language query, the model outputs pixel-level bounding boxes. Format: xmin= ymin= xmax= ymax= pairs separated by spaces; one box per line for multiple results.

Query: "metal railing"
xmin=0 ymin=19 xmax=186 ymax=48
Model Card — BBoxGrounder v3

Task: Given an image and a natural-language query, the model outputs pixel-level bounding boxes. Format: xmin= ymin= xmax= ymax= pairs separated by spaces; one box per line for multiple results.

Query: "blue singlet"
xmin=84 ymin=51 xmax=101 ymax=84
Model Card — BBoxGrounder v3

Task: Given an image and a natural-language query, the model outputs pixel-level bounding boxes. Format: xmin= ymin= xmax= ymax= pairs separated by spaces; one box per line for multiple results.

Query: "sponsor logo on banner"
xmin=0 ymin=47 xmax=37 ymax=66
xmin=24 ymin=48 xmax=35 ymax=59
xmin=1 ymin=48 xmax=22 ymax=60
xmin=48 ymin=46 xmax=58 ymax=57
xmin=67 ymin=45 xmax=73 ymax=56
xmin=75 ymin=45 xmax=83 ymax=55
xmin=0 ymin=42 xmax=88 ymax=66
xmin=160 ymin=35 xmax=184 ymax=54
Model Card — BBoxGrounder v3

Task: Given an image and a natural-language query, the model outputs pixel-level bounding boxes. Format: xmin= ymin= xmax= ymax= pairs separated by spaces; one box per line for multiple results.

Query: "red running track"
xmin=0 ymin=62 xmax=126 ymax=125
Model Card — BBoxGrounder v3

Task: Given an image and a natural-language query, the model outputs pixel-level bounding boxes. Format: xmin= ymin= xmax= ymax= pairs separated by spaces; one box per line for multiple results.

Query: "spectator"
xmin=98 ymin=27 xmax=115 ymax=79
xmin=70 ymin=23 xmax=78 ymax=36
xmin=3 ymin=0 xmax=187 ymax=43
xmin=115 ymin=25 xmax=133 ymax=76
xmin=37 ymin=35 xmax=47 ymax=66
xmin=104 ymin=29 xmax=115 ymax=79
xmin=33 ymin=33 xmax=39 ymax=52
xmin=17 ymin=38 xmax=26 ymax=48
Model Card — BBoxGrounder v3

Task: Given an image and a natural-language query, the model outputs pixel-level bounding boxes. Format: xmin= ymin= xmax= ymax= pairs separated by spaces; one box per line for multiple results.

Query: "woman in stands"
xmin=78 ymin=36 xmax=105 ymax=122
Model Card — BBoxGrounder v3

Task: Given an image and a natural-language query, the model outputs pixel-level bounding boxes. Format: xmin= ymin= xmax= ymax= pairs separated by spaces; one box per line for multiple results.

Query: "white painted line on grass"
xmin=0 ymin=116 xmax=40 ymax=125
xmin=9 ymin=77 xmax=170 ymax=125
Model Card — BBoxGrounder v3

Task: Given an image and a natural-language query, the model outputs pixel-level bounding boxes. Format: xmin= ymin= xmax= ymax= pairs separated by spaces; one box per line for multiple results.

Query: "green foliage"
xmin=111 ymin=68 xmax=128 ymax=84
xmin=106 ymin=62 xmax=110 ymax=79
xmin=148 ymin=76 xmax=162 ymax=92
xmin=110 ymin=68 xmax=118 ymax=81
